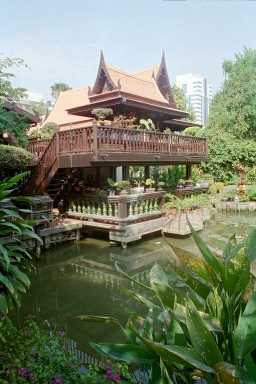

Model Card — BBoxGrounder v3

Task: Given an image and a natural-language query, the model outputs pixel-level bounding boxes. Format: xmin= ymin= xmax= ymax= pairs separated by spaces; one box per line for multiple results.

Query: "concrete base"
xmin=109 ymin=216 xmax=165 ymax=248
xmin=163 ymin=208 xmax=210 ymax=237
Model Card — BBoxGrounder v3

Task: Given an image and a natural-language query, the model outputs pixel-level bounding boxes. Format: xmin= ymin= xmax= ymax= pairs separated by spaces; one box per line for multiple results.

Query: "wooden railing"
xmin=28 ymin=125 xmax=207 ymax=159
xmin=30 ymin=134 xmax=59 ymax=191
xmin=68 ymin=191 xmax=165 ymax=223
xmin=96 ymin=126 xmax=207 ymax=155
xmin=28 ymin=138 xmax=50 ymax=160
xmin=58 ymin=126 xmax=94 ymax=154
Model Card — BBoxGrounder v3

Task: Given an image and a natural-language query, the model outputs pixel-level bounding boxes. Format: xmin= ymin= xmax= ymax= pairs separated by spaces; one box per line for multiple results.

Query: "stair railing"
xmin=33 ymin=132 xmax=59 ymax=192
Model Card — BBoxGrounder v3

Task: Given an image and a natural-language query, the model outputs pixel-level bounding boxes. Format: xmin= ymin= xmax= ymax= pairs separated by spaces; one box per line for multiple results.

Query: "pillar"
xmin=186 ymin=164 xmax=192 ymax=180
xmin=144 ymin=165 xmax=150 ymax=180
xmin=122 ymin=165 xmax=129 ymax=180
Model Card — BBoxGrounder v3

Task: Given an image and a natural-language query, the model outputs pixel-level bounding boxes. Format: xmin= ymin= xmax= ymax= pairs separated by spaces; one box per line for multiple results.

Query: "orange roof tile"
xmin=106 ymin=65 xmax=169 ymax=104
xmin=43 ymin=86 xmax=92 ymax=128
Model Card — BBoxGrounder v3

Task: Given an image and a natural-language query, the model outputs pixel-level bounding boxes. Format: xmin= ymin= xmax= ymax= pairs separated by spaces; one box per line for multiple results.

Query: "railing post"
xmin=93 ymin=123 xmax=98 ymax=158
xmin=118 ymin=197 xmax=128 ymax=219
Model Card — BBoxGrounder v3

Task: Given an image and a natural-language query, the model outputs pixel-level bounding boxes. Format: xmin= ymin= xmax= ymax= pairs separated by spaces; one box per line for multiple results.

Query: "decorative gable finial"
xmin=155 ymin=49 xmax=176 ymax=106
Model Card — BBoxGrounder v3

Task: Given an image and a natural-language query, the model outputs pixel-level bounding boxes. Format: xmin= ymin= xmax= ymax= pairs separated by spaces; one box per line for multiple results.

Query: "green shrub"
xmin=0 ymin=173 xmax=41 ymax=314
xmin=0 ymin=144 xmax=33 ymax=170
xmin=0 ymin=319 xmax=132 ymax=383
xmin=246 ymin=167 xmax=256 ymax=184
xmin=29 ymin=123 xmax=57 ymax=140
xmin=209 ymin=182 xmax=225 ymax=194
xmin=247 ymin=185 xmax=256 ymax=201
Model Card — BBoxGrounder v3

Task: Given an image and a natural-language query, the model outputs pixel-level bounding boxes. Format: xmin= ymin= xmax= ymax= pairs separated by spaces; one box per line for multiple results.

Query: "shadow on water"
xmin=16 ymin=211 xmax=256 ymax=354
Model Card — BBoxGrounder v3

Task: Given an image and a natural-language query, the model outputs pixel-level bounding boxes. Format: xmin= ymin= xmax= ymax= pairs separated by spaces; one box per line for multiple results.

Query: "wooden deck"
xmin=27 ymin=124 xmax=207 ymax=192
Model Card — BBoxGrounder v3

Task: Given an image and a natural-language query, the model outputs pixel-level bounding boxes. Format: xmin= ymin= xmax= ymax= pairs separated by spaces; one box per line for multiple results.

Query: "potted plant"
xmin=91 ymin=108 xmax=113 ymax=126
xmin=145 ymin=178 xmax=155 ymax=192
xmin=132 ymin=179 xmax=144 ymax=194
xmin=114 ymin=180 xmax=131 ymax=195
xmin=176 ymin=178 xmax=185 ymax=189
xmin=107 ymin=178 xmax=116 ymax=196
xmin=185 ymin=179 xmax=194 ymax=188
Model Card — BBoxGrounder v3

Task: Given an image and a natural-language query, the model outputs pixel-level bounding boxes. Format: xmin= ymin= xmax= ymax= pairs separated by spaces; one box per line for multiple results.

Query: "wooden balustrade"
xmin=27 ymin=138 xmax=50 ymax=160
xmin=28 ymin=125 xmax=207 ymax=160
xmin=68 ymin=191 xmax=165 ymax=223
xmin=33 ymin=134 xmax=59 ymax=190
xmin=96 ymin=125 xmax=207 ymax=155
xmin=59 ymin=126 xmax=94 ymax=154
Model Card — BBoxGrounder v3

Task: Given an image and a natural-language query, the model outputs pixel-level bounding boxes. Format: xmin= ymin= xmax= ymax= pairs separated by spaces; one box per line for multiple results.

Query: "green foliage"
xmin=160 ymin=165 xmax=185 ymax=190
xmin=164 ymin=193 xmax=211 ymax=211
xmin=92 ymin=108 xmax=113 ymax=121
xmin=203 ymin=134 xmax=256 ymax=181
xmin=246 ymin=167 xmax=256 ymax=184
xmin=138 ymin=118 xmax=155 ymax=131
xmin=247 ymin=185 xmax=256 ymax=201
xmin=51 ymin=82 xmax=71 ymax=102
xmin=208 ymin=48 xmax=256 ymax=140
xmin=29 ymin=123 xmax=57 ymax=140
xmin=114 ymin=180 xmax=131 ymax=192
xmin=0 ymin=173 xmax=41 ymax=314
xmin=205 ymin=48 xmax=256 ymax=181
xmin=0 ymin=144 xmax=33 ymax=171
xmin=172 ymin=85 xmax=195 ymax=121
xmin=81 ymin=227 xmax=256 ymax=383
xmin=183 ymin=127 xmax=202 ymax=137
xmin=0 ymin=56 xmax=27 ymax=100
xmin=0 ymin=319 xmax=132 ymax=383
xmin=0 ymin=106 xmax=30 ymax=147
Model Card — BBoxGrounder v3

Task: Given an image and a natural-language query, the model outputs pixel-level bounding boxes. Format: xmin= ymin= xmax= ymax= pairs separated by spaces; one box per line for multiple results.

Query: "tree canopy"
xmin=0 ymin=55 xmax=31 ymax=147
xmin=207 ymin=48 xmax=256 ymax=139
xmin=172 ymin=85 xmax=195 ymax=121
xmin=204 ymin=48 xmax=256 ymax=181
xmin=51 ymin=82 xmax=71 ymax=102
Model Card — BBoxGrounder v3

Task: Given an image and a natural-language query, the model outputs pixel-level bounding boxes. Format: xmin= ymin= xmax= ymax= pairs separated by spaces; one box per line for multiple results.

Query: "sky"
xmin=2 ymin=0 xmax=256 ymax=100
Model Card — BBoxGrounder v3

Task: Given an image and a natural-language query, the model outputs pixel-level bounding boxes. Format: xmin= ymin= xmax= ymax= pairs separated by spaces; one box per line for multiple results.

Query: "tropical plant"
xmin=0 ymin=173 xmax=42 ymax=314
xmin=0 ymin=144 xmax=33 ymax=179
xmin=29 ymin=122 xmax=57 ymax=140
xmin=160 ymin=166 xmax=185 ymax=190
xmin=246 ymin=167 xmax=256 ymax=184
xmin=92 ymin=108 xmax=113 ymax=122
xmin=0 ymin=319 xmax=133 ymax=383
xmin=247 ymin=185 xmax=256 ymax=201
xmin=79 ymin=224 xmax=256 ymax=383
xmin=138 ymin=118 xmax=155 ymax=131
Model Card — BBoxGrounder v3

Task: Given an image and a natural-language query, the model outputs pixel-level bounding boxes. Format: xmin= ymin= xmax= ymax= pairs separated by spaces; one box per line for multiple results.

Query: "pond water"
xmin=17 ymin=211 xmax=256 ymax=356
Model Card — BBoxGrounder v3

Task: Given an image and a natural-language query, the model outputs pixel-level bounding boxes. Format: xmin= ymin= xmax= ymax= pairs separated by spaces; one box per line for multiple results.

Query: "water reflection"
xmin=18 ymin=236 xmax=171 ymax=353
xmin=17 ymin=211 xmax=256 ymax=354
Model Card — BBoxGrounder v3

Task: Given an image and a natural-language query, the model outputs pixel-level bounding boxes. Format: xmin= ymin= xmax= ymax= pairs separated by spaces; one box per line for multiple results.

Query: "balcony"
xmin=28 ymin=124 xmax=207 ymax=168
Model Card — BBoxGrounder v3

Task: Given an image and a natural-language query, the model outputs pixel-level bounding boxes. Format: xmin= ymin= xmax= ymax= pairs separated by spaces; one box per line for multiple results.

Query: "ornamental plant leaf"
xmin=188 ymin=219 xmax=224 ymax=278
xmin=186 ymin=300 xmax=223 ymax=366
xmin=234 ymin=291 xmax=256 ymax=361
xmin=245 ymin=228 xmax=256 ymax=262
xmin=90 ymin=342 xmax=155 ymax=365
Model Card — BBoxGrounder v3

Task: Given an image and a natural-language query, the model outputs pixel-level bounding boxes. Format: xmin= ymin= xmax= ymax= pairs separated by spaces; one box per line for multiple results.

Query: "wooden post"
xmin=144 ymin=165 xmax=150 ymax=180
xmin=122 ymin=165 xmax=129 ymax=180
xmin=92 ymin=124 xmax=98 ymax=158
xmin=186 ymin=164 xmax=192 ymax=180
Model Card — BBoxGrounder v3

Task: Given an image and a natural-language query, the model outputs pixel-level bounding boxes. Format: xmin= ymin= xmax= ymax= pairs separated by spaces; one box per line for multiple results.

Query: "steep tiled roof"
xmin=43 ymin=87 xmax=91 ymax=128
xmin=106 ymin=65 xmax=169 ymax=104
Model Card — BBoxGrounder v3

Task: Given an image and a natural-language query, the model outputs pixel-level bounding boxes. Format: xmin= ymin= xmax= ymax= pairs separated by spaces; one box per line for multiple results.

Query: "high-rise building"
xmin=176 ymin=73 xmax=213 ymax=125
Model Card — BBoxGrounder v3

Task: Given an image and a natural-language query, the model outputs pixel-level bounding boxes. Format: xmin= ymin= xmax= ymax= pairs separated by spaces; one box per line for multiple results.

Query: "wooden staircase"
xmin=26 ymin=133 xmax=59 ymax=195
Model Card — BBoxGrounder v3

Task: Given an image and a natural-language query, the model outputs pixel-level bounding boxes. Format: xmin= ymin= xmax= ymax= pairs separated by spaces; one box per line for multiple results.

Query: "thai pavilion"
xmin=27 ymin=52 xmax=207 ymax=246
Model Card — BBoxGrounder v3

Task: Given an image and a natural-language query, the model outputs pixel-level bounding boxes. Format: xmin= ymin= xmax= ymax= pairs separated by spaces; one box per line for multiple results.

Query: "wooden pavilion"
xmin=27 ymin=52 xmax=207 ymax=246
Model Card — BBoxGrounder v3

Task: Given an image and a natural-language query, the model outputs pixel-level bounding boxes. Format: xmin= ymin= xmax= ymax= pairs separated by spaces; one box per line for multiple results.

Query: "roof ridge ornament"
xmin=155 ymin=50 xmax=176 ymax=106
xmin=90 ymin=50 xmax=117 ymax=96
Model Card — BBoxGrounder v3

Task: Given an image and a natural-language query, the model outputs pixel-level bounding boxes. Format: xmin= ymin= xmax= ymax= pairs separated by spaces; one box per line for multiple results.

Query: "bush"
xmin=29 ymin=123 xmax=57 ymax=140
xmin=0 ymin=144 xmax=33 ymax=170
xmin=247 ymin=185 xmax=256 ymax=201
xmin=246 ymin=167 xmax=256 ymax=184
xmin=203 ymin=134 xmax=256 ymax=182
xmin=0 ymin=319 xmax=132 ymax=383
